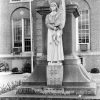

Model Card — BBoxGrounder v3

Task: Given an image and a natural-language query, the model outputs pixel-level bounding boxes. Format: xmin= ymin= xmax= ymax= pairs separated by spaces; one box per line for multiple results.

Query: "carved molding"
xmin=36 ymin=4 xmax=80 ymax=17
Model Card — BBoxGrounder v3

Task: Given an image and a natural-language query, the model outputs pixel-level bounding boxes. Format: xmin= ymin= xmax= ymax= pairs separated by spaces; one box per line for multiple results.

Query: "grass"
xmin=0 ymin=80 xmax=22 ymax=95
xmin=0 ymin=72 xmax=31 ymax=95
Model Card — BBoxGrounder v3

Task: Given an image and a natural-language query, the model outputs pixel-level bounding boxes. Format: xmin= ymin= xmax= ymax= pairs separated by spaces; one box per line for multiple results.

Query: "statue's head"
xmin=50 ymin=2 xmax=58 ymax=11
xmin=48 ymin=0 xmax=61 ymax=5
xmin=48 ymin=0 xmax=61 ymax=11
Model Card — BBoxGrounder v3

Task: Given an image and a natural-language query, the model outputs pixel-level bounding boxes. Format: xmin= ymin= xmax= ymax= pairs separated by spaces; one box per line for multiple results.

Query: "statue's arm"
xmin=54 ymin=13 xmax=65 ymax=30
xmin=45 ymin=15 xmax=56 ymax=30
xmin=58 ymin=0 xmax=66 ymax=29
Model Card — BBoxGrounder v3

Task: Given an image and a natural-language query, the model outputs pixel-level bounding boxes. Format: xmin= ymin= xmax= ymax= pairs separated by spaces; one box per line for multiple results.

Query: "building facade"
xmin=0 ymin=0 xmax=100 ymax=72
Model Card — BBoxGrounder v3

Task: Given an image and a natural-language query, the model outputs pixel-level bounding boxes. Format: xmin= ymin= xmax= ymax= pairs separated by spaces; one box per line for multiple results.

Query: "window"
xmin=12 ymin=18 xmax=31 ymax=53
xmin=12 ymin=8 xmax=30 ymax=54
xmin=10 ymin=0 xmax=29 ymax=3
xmin=78 ymin=10 xmax=90 ymax=52
xmin=24 ymin=19 xmax=31 ymax=52
xmin=13 ymin=19 xmax=22 ymax=48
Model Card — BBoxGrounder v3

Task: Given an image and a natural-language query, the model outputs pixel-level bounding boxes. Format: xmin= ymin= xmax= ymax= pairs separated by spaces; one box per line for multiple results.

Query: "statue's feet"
xmin=57 ymin=61 xmax=62 ymax=65
xmin=48 ymin=61 xmax=62 ymax=65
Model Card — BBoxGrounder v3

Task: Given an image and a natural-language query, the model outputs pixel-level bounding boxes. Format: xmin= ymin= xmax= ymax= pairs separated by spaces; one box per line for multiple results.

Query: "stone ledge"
xmin=16 ymin=87 xmax=96 ymax=96
xmin=16 ymin=86 xmax=97 ymax=96
xmin=0 ymin=89 xmax=99 ymax=100
xmin=16 ymin=82 xmax=96 ymax=96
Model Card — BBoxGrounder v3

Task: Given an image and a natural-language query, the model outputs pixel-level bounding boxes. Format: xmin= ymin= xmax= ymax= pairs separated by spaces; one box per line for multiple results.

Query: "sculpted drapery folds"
xmin=45 ymin=0 xmax=66 ymax=63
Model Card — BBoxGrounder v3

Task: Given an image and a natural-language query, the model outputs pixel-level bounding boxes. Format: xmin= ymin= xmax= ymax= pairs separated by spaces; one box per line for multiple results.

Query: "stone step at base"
xmin=16 ymin=82 xmax=96 ymax=96
xmin=22 ymin=81 xmax=95 ymax=86
xmin=0 ymin=89 xmax=99 ymax=100
xmin=19 ymin=82 xmax=96 ymax=88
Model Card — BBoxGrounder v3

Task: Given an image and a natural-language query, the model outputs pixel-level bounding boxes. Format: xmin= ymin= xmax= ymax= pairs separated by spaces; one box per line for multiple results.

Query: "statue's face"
xmin=50 ymin=2 xmax=57 ymax=11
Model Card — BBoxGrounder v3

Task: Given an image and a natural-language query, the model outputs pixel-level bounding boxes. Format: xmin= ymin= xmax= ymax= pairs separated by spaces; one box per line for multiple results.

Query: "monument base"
xmin=16 ymin=82 xmax=96 ymax=96
xmin=63 ymin=55 xmax=91 ymax=83
xmin=14 ymin=54 xmax=97 ymax=97
xmin=16 ymin=58 xmax=96 ymax=96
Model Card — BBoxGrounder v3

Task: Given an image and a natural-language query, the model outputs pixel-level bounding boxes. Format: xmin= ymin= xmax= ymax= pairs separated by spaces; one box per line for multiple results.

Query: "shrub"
xmin=22 ymin=62 xmax=31 ymax=73
xmin=12 ymin=67 xmax=18 ymax=72
xmin=0 ymin=62 xmax=9 ymax=72
xmin=91 ymin=68 xmax=100 ymax=73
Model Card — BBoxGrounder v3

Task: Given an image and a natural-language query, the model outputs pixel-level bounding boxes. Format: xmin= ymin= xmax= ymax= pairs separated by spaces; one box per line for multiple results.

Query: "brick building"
xmin=0 ymin=0 xmax=100 ymax=72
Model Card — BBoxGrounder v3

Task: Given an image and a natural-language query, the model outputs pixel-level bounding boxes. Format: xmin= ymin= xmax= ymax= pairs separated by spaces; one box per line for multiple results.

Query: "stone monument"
xmin=45 ymin=0 xmax=65 ymax=86
xmin=16 ymin=0 xmax=96 ymax=98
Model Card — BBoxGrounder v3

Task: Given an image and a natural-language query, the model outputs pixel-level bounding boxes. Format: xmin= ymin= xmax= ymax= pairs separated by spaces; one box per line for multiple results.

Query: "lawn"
xmin=0 ymin=72 xmax=31 ymax=94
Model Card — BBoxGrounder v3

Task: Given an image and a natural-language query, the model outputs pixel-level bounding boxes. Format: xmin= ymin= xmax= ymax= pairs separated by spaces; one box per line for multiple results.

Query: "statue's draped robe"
xmin=46 ymin=0 xmax=66 ymax=61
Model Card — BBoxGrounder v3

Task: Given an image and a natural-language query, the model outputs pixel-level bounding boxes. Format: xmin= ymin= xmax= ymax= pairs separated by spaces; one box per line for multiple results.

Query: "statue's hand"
xmin=52 ymin=34 xmax=56 ymax=41
xmin=54 ymin=27 xmax=57 ymax=31
xmin=57 ymin=31 xmax=62 ymax=37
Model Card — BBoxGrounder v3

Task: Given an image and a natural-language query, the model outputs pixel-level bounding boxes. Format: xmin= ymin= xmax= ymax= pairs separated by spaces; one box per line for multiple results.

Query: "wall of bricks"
xmin=0 ymin=57 xmax=31 ymax=71
xmin=0 ymin=0 xmax=11 ymax=54
xmin=87 ymin=0 xmax=100 ymax=52
xmin=0 ymin=0 xmax=30 ymax=54
xmin=0 ymin=0 xmax=33 ymax=70
xmin=36 ymin=13 xmax=43 ymax=53
xmin=83 ymin=0 xmax=100 ymax=71
xmin=81 ymin=55 xmax=100 ymax=72
xmin=0 ymin=0 xmax=100 ymax=71
xmin=73 ymin=0 xmax=100 ymax=71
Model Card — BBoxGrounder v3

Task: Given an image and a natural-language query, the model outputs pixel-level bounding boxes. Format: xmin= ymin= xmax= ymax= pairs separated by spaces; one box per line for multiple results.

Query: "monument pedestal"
xmin=16 ymin=55 xmax=96 ymax=96
xmin=62 ymin=55 xmax=96 ymax=96
xmin=63 ymin=55 xmax=91 ymax=83
xmin=47 ymin=63 xmax=63 ymax=86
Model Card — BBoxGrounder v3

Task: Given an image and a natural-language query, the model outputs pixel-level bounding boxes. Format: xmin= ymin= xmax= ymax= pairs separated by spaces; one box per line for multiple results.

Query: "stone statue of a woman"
xmin=45 ymin=0 xmax=66 ymax=64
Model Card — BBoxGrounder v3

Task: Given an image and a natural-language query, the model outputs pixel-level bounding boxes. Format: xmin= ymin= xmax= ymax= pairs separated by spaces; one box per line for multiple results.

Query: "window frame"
xmin=78 ymin=10 xmax=90 ymax=52
xmin=12 ymin=18 xmax=31 ymax=54
xmin=24 ymin=18 xmax=31 ymax=52
xmin=10 ymin=0 xmax=29 ymax=3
